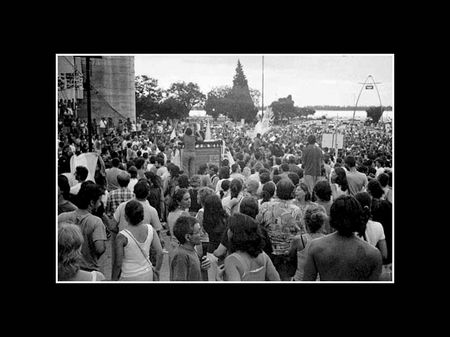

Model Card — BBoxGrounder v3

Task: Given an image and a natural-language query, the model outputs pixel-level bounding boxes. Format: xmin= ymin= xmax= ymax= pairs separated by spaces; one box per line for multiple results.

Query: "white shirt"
xmin=365 ymin=220 xmax=385 ymax=247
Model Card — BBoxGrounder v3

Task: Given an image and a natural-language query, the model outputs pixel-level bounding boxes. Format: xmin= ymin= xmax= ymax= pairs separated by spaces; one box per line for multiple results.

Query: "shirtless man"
xmin=303 ymin=195 xmax=382 ymax=281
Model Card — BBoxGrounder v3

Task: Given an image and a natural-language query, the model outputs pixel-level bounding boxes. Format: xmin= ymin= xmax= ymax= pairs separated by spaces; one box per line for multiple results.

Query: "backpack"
xmin=230 ymin=252 xmax=267 ymax=281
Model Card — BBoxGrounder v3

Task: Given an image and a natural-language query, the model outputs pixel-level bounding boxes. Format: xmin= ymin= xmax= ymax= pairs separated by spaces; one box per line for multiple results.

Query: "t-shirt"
xmin=364 ymin=220 xmax=385 ymax=247
xmin=346 ymin=170 xmax=368 ymax=196
xmin=170 ymin=245 xmax=202 ymax=281
xmin=58 ymin=211 xmax=107 ymax=271
xmin=114 ymin=199 xmax=162 ymax=232
xmin=302 ymin=145 xmax=323 ymax=176
xmin=183 ymin=134 xmax=196 ymax=152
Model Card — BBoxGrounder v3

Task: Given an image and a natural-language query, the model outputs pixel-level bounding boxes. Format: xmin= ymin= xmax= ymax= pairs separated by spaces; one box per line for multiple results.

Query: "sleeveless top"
xmin=293 ymin=233 xmax=324 ymax=281
xmin=119 ymin=224 xmax=154 ymax=278
xmin=183 ymin=134 xmax=196 ymax=152
xmin=228 ymin=252 xmax=267 ymax=281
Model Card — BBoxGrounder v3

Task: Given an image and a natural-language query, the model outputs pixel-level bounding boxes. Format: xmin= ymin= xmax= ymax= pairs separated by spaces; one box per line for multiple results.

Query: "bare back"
xmin=303 ymin=232 xmax=382 ymax=281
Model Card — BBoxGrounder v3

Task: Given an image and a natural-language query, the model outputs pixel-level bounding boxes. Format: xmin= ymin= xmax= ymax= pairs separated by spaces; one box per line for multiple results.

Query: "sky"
xmin=133 ymin=54 xmax=393 ymax=108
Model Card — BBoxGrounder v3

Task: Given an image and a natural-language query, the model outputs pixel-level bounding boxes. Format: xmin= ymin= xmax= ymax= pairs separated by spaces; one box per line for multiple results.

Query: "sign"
xmin=365 ymin=85 xmax=374 ymax=89
xmin=322 ymin=133 xmax=344 ymax=149
xmin=180 ymin=140 xmax=222 ymax=174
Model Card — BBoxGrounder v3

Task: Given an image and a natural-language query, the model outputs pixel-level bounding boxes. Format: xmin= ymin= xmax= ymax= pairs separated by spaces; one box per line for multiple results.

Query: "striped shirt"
xmin=106 ymin=187 xmax=134 ymax=216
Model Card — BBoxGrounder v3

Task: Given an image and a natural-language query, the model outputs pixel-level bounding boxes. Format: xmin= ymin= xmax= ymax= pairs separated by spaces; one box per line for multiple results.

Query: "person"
xmin=58 ymin=174 xmax=78 ymax=215
xmin=230 ymin=163 xmax=245 ymax=183
xmin=111 ymin=200 xmax=163 ymax=281
xmin=145 ymin=171 xmax=165 ymax=222
xmin=105 ymin=157 xmax=127 ymax=192
xmin=303 ymin=195 xmax=382 ymax=281
xmin=312 ymin=180 xmax=333 ymax=234
xmin=345 ymin=155 xmax=368 ymax=196
xmin=330 ymin=166 xmax=349 ymax=200
xmin=202 ymin=194 xmax=228 ymax=253
xmin=222 ymin=178 xmax=245 ymax=216
xmin=167 ymin=188 xmax=191 ymax=243
xmin=259 ymin=181 xmax=276 ymax=207
xmin=170 ymin=215 xmax=211 ymax=281
xmin=70 ymin=166 xmax=89 ymax=197
xmin=181 ymin=127 xmax=200 ymax=178
xmin=245 ymin=179 xmax=260 ymax=199
xmin=377 ymin=172 xmax=392 ymax=203
xmin=105 ymin=172 xmax=134 ymax=218
xmin=215 ymin=166 xmax=231 ymax=194
xmin=289 ymin=204 xmax=327 ymax=281
xmin=302 ymin=135 xmax=323 ymax=194
xmin=255 ymin=178 xmax=303 ymax=280
xmin=218 ymin=213 xmax=280 ymax=281
xmin=58 ymin=181 xmax=107 ymax=273
xmin=208 ymin=164 xmax=220 ymax=190
xmin=127 ymin=166 xmax=139 ymax=193
xmin=58 ymin=223 xmax=106 ymax=281
xmin=354 ymin=192 xmax=388 ymax=261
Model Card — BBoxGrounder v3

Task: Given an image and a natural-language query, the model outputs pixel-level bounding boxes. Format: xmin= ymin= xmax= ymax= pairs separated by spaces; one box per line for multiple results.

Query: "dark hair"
xmin=58 ymin=174 xmax=71 ymax=200
xmin=117 ymin=173 xmax=131 ymax=188
xmin=239 ymin=196 xmax=259 ymax=219
xmin=276 ymin=178 xmax=295 ymax=200
xmin=287 ymin=172 xmax=300 ymax=186
xmin=220 ymin=179 xmax=231 ymax=199
xmin=259 ymin=172 xmax=271 ymax=185
xmin=197 ymin=186 xmax=215 ymax=206
xmin=77 ymin=181 xmax=103 ymax=209
xmin=307 ymin=135 xmax=316 ymax=144
xmin=203 ymin=194 xmax=228 ymax=238
xmin=75 ymin=166 xmax=89 ymax=181
xmin=112 ymin=157 xmax=121 ymax=167
xmin=128 ymin=166 xmax=138 ymax=178
xmin=355 ymin=191 xmax=372 ymax=231
xmin=367 ymin=179 xmax=384 ymax=199
xmin=329 ymin=195 xmax=364 ymax=237
xmin=185 ymin=127 xmax=193 ymax=136
xmin=304 ymin=204 xmax=327 ymax=233
xmin=209 ymin=164 xmax=219 ymax=174
xmin=231 ymin=163 xmax=240 ymax=173
xmin=198 ymin=163 xmax=208 ymax=175
xmin=272 ymin=174 xmax=282 ymax=185
xmin=280 ymin=163 xmax=290 ymax=173
xmin=169 ymin=188 xmax=189 ymax=212
xmin=173 ymin=215 xmax=198 ymax=244
xmin=313 ymin=180 xmax=332 ymax=202
xmin=377 ymin=173 xmax=389 ymax=188
xmin=219 ymin=166 xmax=230 ymax=180
xmin=298 ymin=182 xmax=312 ymax=201
xmin=133 ymin=180 xmax=150 ymax=199
xmin=156 ymin=156 xmax=165 ymax=166
xmin=125 ymin=199 xmax=144 ymax=226
xmin=261 ymin=181 xmax=276 ymax=203
xmin=228 ymin=213 xmax=264 ymax=258
xmin=230 ymin=178 xmax=243 ymax=199
xmin=144 ymin=171 xmax=162 ymax=189
xmin=178 ymin=174 xmax=190 ymax=189
xmin=333 ymin=167 xmax=349 ymax=192
xmin=345 ymin=155 xmax=356 ymax=168
xmin=135 ymin=157 xmax=146 ymax=170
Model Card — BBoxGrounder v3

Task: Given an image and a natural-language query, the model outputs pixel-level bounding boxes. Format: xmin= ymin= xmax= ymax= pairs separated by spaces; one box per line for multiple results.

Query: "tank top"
xmin=119 ymin=224 xmax=154 ymax=278
xmin=293 ymin=233 xmax=323 ymax=281
xmin=183 ymin=134 xmax=196 ymax=152
xmin=228 ymin=252 xmax=267 ymax=281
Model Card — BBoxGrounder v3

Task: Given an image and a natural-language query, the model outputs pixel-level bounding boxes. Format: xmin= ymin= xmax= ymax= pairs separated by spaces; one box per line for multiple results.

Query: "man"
xmin=230 ymin=163 xmax=246 ymax=183
xmin=302 ymin=135 xmax=323 ymax=194
xmin=255 ymin=178 xmax=303 ymax=281
xmin=58 ymin=181 xmax=107 ymax=272
xmin=70 ymin=165 xmax=89 ymax=196
xmin=99 ymin=117 xmax=107 ymax=136
xmin=345 ymin=155 xmax=368 ymax=196
xmin=303 ymin=195 xmax=382 ymax=281
xmin=105 ymin=172 xmax=134 ymax=217
xmin=105 ymin=157 xmax=127 ymax=192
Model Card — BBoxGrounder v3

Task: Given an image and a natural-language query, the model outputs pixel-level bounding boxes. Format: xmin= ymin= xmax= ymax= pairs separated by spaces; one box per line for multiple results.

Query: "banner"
xmin=69 ymin=152 xmax=100 ymax=184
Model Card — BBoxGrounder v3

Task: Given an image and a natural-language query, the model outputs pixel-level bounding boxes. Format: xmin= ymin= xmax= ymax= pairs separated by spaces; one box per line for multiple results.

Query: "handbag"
xmin=123 ymin=227 xmax=159 ymax=281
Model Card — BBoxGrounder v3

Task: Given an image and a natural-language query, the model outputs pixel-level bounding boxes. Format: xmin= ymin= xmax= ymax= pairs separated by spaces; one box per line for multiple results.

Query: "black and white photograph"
xmin=56 ymin=54 xmax=394 ymax=283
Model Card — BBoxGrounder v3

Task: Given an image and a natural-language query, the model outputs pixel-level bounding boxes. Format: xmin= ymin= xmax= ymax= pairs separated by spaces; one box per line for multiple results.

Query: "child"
xmin=170 ymin=215 xmax=211 ymax=281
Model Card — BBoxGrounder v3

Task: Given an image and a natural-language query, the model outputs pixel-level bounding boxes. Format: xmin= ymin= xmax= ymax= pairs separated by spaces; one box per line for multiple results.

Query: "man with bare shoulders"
xmin=303 ymin=195 xmax=382 ymax=281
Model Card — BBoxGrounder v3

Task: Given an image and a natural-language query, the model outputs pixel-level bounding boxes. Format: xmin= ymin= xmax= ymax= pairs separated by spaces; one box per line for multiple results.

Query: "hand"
xmin=200 ymin=255 xmax=211 ymax=270
xmin=216 ymin=264 xmax=225 ymax=281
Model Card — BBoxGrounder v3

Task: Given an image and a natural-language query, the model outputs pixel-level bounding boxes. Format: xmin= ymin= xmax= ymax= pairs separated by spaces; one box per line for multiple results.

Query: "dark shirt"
xmin=302 ymin=144 xmax=323 ymax=176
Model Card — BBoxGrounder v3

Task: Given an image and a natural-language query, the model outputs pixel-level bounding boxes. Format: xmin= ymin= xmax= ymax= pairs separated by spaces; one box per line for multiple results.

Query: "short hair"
xmin=221 ymin=179 xmax=231 ymax=192
xmin=333 ymin=167 xmax=349 ymax=191
xmin=77 ymin=181 xmax=103 ymax=209
xmin=259 ymin=172 xmax=271 ymax=185
xmin=246 ymin=179 xmax=259 ymax=195
xmin=197 ymin=163 xmax=208 ymax=175
xmin=58 ymin=222 xmax=84 ymax=281
xmin=197 ymin=186 xmax=215 ymax=206
xmin=117 ymin=171 xmax=130 ymax=187
xmin=377 ymin=173 xmax=389 ymax=188
xmin=185 ymin=127 xmax=193 ymax=136
xmin=313 ymin=180 xmax=332 ymax=202
xmin=169 ymin=188 xmax=189 ymax=212
xmin=276 ymin=178 xmax=295 ymax=200
xmin=156 ymin=156 xmax=165 ymax=166
xmin=329 ymin=195 xmax=364 ymax=237
xmin=200 ymin=174 xmax=212 ymax=188
xmin=219 ymin=166 xmax=230 ymax=179
xmin=112 ymin=158 xmax=121 ymax=167
xmin=125 ymin=199 xmax=144 ymax=226
xmin=133 ymin=180 xmax=150 ymax=199
xmin=345 ymin=155 xmax=356 ymax=168
xmin=287 ymin=172 xmax=300 ymax=186
xmin=178 ymin=174 xmax=190 ymax=189
xmin=209 ymin=164 xmax=218 ymax=174
xmin=58 ymin=174 xmax=71 ymax=200
xmin=239 ymin=196 xmax=259 ymax=219
xmin=367 ymin=179 xmax=384 ymax=199
xmin=173 ymin=215 xmax=198 ymax=244
xmin=280 ymin=163 xmax=290 ymax=173
xmin=128 ymin=166 xmax=138 ymax=178
xmin=228 ymin=213 xmax=264 ymax=258
xmin=307 ymin=135 xmax=316 ymax=144
xmin=231 ymin=163 xmax=240 ymax=173
xmin=75 ymin=166 xmax=89 ymax=181
xmin=304 ymin=204 xmax=327 ymax=233
xmin=135 ymin=157 xmax=146 ymax=170
xmin=272 ymin=175 xmax=282 ymax=185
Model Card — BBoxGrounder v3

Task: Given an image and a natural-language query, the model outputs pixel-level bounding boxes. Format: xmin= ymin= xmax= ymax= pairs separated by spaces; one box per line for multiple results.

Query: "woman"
xmin=112 ymin=200 xmax=163 ymax=281
xmin=182 ymin=127 xmax=201 ymax=178
xmin=219 ymin=213 xmax=280 ymax=281
xmin=312 ymin=180 xmax=333 ymax=234
xmin=58 ymin=222 xmax=105 ymax=281
xmin=221 ymin=178 xmax=245 ymax=216
xmin=354 ymin=192 xmax=388 ymax=260
xmin=202 ymin=194 xmax=228 ymax=253
xmin=330 ymin=167 xmax=349 ymax=200
xmin=145 ymin=171 xmax=164 ymax=221
xmin=289 ymin=204 xmax=327 ymax=281
xmin=218 ymin=179 xmax=230 ymax=200
xmin=258 ymin=181 xmax=276 ymax=208
xmin=292 ymin=182 xmax=317 ymax=229
xmin=167 ymin=188 xmax=191 ymax=243
xmin=58 ymin=175 xmax=78 ymax=215
xmin=215 ymin=166 xmax=231 ymax=194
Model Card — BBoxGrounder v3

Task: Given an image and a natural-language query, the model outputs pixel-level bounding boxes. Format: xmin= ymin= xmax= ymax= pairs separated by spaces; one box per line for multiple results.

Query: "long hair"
xmin=169 ymin=188 xmax=188 ymax=212
xmin=230 ymin=178 xmax=243 ymax=199
xmin=58 ymin=223 xmax=84 ymax=281
xmin=203 ymin=194 xmax=228 ymax=237
xmin=261 ymin=181 xmax=276 ymax=204
xmin=329 ymin=195 xmax=364 ymax=237
xmin=333 ymin=167 xmax=349 ymax=192
xmin=228 ymin=213 xmax=264 ymax=258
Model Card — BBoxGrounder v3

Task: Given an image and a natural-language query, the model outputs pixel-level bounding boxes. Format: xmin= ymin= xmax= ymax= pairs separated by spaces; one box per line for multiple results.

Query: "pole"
xmin=85 ymin=57 xmax=93 ymax=152
xmin=261 ymin=55 xmax=264 ymax=120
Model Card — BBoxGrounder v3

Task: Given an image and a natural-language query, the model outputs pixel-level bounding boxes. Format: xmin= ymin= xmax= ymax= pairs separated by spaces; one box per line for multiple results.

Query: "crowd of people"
xmin=57 ymin=113 xmax=393 ymax=282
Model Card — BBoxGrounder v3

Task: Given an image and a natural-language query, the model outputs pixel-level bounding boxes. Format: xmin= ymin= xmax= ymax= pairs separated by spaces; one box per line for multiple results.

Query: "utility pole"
xmin=261 ymin=55 xmax=264 ymax=120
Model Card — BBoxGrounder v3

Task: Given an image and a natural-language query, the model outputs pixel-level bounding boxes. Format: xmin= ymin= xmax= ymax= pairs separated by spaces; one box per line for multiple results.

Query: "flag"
xmin=170 ymin=127 xmax=176 ymax=140
xmin=70 ymin=152 xmax=99 ymax=183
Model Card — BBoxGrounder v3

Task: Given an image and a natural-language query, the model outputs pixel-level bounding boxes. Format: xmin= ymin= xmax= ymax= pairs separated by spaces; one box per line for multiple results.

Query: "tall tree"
xmin=226 ymin=60 xmax=258 ymax=123
xmin=270 ymin=95 xmax=296 ymax=124
xmin=166 ymin=81 xmax=206 ymax=112
xmin=159 ymin=97 xmax=189 ymax=120
xmin=204 ymin=86 xmax=231 ymax=120
xmin=135 ymin=75 xmax=163 ymax=120
xmin=366 ymin=106 xmax=385 ymax=123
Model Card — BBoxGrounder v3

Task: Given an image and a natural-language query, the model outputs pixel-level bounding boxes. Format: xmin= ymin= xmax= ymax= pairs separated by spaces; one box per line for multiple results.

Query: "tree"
xmin=159 ymin=97 xmax=189 ymax=120
xmin=135 ymin=75 xmax=163 ymax=120
xmin=225 ymin=60 xmax=258 ymax=123
xmin=270 ymin=95 xmax=296 ymax=124
xmin=366 ymin=106 xmax=385 ymax=123
xmin=249 ymin=88 xmax=261 ymax=107
xmin=166 ymin=81 xmax=206 ymax=112
xmin=204 ymin=86 xmax=231 ymax=120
